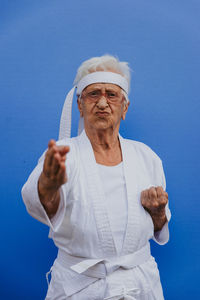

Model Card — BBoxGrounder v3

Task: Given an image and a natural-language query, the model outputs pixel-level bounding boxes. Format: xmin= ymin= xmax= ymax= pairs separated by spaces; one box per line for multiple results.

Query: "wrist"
xmin=38 ymin=173 xmax=59 ymax=204
xmin=153 ymin=214 xmax=167 ymax=232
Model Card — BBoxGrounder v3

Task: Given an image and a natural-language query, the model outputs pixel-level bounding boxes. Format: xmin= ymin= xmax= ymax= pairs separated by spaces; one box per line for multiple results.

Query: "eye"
xmin=107 ymin=92 xmax=117 ymax=98
xmin=88 ymin=90 xmax=100 ymax=97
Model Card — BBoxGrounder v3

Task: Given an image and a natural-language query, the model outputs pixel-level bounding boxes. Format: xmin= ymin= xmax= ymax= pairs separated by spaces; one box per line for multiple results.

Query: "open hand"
xmin=38 ymin=140 xmax=70 ymax=218
xmin=39 ymin=140 xmax=70 ymax=192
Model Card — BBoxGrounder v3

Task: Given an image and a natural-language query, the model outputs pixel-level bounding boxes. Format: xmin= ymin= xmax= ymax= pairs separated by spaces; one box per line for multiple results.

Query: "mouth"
xmin=95 ymin=112 xmax=109 ymax=117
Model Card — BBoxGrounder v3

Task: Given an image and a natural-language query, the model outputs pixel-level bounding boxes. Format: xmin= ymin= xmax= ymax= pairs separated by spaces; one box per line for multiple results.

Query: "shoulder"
xmin=122 ymin=137 xmax=162 ymax=164
xmin=122 ymin=138 xmax=165 ymax=186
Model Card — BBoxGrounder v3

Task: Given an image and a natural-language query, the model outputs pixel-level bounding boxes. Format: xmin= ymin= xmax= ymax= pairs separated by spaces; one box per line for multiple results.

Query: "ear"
xmin=121 ymin=101 xmax=129 ymax=120
xmin=77 ymin=98 xmax=83 ymax=117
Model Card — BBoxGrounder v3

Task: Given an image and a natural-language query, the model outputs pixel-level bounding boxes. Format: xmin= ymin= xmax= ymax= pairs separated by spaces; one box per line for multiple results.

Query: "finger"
xmin=60 ymin=154 xmax=67 ymax=163
xmin=57 ymin=162 xmax=67 ymax=184
xmin=44 ymin=146 xmax=58 ymax=175
xmin=164 ymin=191 xmax=168 ymax=199
xmin=48 ymin=139 xmax=56 ymax=149
xmin=47 ymin=145 xmax=68 ymax=161
xmin=53 ymin=150 xmax=67 ymax=169
xmin=141 ymin=190 xmax=148 ymax=199
xmin=141 ymin=190 xmax=148 ymax=206
xmin=159 ymin=195 xmax=168 ymax=207
xmin=51 ymin=152 xmax=61 ymax=176
xmin=155 ymin=186 xmax=164 ymax=198
xmin=155 ymin=187 xmax=168 ymax=205
xmin=57 ymin=146 xmax=70 ymax=156
xmin=148 ymin=187 xmax=157 ymax=201
xmin=43 ymin=143 xmax=69 ymax=177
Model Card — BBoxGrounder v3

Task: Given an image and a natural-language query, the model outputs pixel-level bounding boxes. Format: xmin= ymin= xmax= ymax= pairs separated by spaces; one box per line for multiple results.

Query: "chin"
xmin=95 ymin=120 xmax=111 ymax=129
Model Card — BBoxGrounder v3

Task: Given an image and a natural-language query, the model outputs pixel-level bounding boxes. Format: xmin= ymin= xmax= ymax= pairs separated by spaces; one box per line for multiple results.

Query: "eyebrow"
xmin=86 ymin=87 xmax=120 ymax=93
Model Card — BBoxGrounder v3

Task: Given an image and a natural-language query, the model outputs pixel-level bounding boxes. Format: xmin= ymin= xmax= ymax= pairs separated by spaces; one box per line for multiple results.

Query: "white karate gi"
xmin=22 ymin=130 xmax=171 ymax=300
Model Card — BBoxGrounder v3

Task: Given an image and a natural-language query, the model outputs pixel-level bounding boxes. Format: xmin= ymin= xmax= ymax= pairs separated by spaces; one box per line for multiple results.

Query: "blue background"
xmin=1 ymin=0 xmax=200 ymax=299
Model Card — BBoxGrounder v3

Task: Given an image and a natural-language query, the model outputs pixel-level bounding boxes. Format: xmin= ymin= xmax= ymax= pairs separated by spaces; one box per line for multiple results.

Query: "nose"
xmin=96 ymin=95 xmax=108 ymax=109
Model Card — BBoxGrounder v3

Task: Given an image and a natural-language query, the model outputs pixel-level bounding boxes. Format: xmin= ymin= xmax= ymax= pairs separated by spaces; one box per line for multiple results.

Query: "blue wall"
xmin=1 ymin=0 xmax=200 ymax=299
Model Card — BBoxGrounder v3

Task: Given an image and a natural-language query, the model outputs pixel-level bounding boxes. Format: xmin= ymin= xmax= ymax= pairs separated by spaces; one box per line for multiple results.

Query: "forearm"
xmin=153 ymin=205 xmax=171 ymax=245
xmin=151 ymin=211 xmax=167 ymax=232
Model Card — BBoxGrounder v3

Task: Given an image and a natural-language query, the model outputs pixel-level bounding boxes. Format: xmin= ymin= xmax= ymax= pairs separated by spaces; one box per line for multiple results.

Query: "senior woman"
xmin=22 ymin=55 xmax=171 ymax=300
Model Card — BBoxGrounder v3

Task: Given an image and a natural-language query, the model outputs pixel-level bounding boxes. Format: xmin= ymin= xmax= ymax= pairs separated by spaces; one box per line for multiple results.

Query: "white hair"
xmin=73 ymin=55 xmax=131 ymax=103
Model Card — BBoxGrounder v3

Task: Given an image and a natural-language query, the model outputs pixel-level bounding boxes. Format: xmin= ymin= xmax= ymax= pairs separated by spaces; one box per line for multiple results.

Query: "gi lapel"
xmin=119 ymin=135 xmax=141 ymax=254
xmin=77 ymin=130 xmax=116 ymax=257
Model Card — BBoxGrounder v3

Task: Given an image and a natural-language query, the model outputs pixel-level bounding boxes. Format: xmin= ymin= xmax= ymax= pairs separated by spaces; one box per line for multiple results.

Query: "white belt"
xmin=51 ymin=243 xmax=151 ymax=298
xmin=57 ymin=243 xmax=150 ymax=278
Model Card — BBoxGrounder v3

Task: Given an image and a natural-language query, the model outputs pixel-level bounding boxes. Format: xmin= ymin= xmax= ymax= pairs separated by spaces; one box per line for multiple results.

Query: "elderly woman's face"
xmin=78 ymin=83 xmax=129 ymax=132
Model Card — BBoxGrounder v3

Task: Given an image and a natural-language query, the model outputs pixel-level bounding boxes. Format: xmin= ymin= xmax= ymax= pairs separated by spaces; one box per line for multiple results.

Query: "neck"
xmin=85 ymin=127 xmax=122 ymax=165
xmin=85 ymin=127 xmax=119 ymax=150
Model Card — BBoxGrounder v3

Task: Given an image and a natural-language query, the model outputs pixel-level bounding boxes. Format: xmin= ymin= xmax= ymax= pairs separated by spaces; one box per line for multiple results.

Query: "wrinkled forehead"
xmin=83 ymin=82 xmax=122 ymax=93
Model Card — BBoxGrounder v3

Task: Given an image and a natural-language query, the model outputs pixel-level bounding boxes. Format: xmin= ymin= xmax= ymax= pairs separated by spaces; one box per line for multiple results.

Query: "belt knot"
xmin=104 ymin=286 xmax=141 ymax=300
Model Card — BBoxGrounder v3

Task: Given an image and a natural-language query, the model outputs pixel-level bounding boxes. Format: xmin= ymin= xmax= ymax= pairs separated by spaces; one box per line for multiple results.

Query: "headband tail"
xmin=59 ymin=86 xmax=76 ymax=140
xmin=78 ymin=117 xmax=84 ymax=136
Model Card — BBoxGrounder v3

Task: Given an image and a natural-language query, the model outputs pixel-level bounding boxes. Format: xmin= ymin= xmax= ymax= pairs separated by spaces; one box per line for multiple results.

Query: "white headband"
xmin=59 ymin=71 xmax=129 ymax=140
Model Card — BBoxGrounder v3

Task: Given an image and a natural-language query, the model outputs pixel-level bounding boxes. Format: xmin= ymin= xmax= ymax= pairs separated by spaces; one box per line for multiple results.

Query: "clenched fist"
xmin=141 ymin=186 xmax=168 ymax=232
xmin=38 ymin=140 xmax=70 ymax=218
